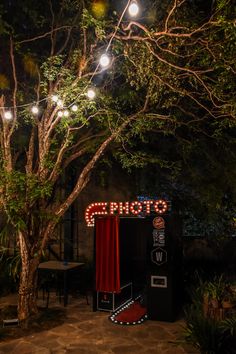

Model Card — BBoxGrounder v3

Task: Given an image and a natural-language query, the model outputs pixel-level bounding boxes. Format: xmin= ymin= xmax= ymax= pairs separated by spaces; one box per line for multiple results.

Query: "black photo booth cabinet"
xmin=94 ymin=213 xmax=182 ymax=322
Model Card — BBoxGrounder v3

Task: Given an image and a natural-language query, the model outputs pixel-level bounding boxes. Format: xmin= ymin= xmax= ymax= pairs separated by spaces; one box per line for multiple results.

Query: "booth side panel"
xmin=147 ymin=214 xmax=183 ymax=322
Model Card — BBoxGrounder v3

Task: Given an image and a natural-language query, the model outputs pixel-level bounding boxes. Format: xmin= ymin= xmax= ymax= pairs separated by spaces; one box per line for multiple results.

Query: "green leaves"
xmin=81 ymin=9 xmax=106 ymax=40
xmin=0 ymin=171 xmax=53 ymax=218
xmin=41 ymin=55 xmax=66 ymax=82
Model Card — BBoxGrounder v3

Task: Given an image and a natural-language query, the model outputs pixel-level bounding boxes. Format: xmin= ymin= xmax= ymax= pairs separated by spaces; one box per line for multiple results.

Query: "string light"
xmin=4 ymin=111 xmax=13 ymax=120
xmin=128 ymin=1 xmax=139 ymax=17
xmin=63 ymin=110 xmax=70 ymax=117
xmin=51 ymin=95 xmax=59 ymax=103
xmin=31 ymin=106 xmax=39 ymax=115
xmin=71 ymin=104 xmax=78 ymax=112
xmin=87 ymin=88 xmax=96 ymax=100
xmin=1 ymin=1 xmax=141 ymax=113
xmin=57 ymin=99 xmax=63 ymax=107
xmin=99 ymin=53 xmax=110 ymax=68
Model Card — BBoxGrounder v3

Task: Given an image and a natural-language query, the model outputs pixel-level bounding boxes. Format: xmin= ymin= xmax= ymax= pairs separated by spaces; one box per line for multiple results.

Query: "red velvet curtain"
xmin=96 ymin=216 xmax=120 ymax=293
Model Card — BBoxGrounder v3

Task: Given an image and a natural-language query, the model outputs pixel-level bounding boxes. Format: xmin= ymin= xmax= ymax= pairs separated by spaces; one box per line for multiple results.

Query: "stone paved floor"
xmin=0 ymin=293 xmax=199 ymax=354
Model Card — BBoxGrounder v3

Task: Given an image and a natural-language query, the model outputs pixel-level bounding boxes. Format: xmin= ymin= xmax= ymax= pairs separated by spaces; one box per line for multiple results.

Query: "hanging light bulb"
xmin=63 ymin=110 xmax=70 ymax=117
xmin=57 ymin=110 xmax=63 ymax=117
xmin=71 ymin=104 xmax=78 ymax=112
xmin=128 ymin=1 xmax=139 ymax=17
xmin=57 ymin=99 xmax=63 ymax=107
xmin=87 ymin=88 xmax=96 ymax=100
xmin=51 ymin=95 xmax=59 ymax=103
xmin=4 ymin=111 xmax=12 ymax=120
xmin=99 ymin=53 xmax=110 ymax=68
xmin=31 ymin=106 xmax=39 ymax=115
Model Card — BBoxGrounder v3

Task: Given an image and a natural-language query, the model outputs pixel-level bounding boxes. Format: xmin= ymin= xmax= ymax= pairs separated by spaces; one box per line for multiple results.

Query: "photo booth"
xmin=92 ymin=207 xmax=183 ymax=322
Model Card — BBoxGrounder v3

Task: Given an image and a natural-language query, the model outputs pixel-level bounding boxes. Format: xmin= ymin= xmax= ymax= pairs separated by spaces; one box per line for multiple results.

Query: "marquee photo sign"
xmin=85 ymin=200 xmax=169 ymax=227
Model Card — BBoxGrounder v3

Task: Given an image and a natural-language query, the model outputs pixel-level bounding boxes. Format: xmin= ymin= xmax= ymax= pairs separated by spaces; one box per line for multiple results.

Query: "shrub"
xmin=184 ymin=275 xmax=236 ymax=353
xmin=184 ymin=305 xmax=235 ymax=354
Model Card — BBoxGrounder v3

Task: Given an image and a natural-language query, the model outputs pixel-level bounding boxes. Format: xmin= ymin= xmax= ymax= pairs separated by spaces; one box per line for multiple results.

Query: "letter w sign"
xmin=156 ymin=251 xmax=163 ymax=262
xmin=151 ymin=247 xmax=167 ymax=266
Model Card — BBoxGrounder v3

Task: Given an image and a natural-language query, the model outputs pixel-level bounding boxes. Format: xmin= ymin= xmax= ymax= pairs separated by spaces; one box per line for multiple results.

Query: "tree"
xmin=0 ymin=0 xmax=235 ymax=322
xmin=114 ymin=0 xmax=236 ymax=230
xmin=0 ymin=0 xmax=147 ymax=321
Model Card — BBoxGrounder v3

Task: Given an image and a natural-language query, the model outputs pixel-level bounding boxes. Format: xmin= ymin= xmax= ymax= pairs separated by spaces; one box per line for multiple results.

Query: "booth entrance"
xmin=93 ymin=213 xmax=183 ymax=322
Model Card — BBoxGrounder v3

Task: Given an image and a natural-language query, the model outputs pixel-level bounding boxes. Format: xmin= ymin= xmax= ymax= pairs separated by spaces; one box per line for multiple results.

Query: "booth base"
xmin=97 ymin=282 xmax=132 ymax=312
xmin=147 ymin=274 xmax=181 ymax=322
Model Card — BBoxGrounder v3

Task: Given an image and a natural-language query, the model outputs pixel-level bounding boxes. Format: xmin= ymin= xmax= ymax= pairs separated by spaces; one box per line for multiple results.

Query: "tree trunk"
xmin=17 ymin=231 xmax=40 ymax=322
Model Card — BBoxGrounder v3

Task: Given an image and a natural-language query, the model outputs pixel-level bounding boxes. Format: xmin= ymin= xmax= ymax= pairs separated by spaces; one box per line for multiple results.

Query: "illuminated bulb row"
xmin=109 ymin=298 xmax=147 ymax=326
xmin=4 ymin=73 xmax=99 ymax=121
xmin=52 ymin=91 xmax=97 ymax=107
xmin=85 ymin=202 xmax=108 ymax=226
xmin=2 ymin=102 xmax=73 ymax=121
xmin=53 ymin=89 xmax=96 ymax=118
xmin=2 ymin=2 xmax=140 ymax=117
xmin=110 ymin=300 xmax=133 ymax=321
xmin=86 ymin=202 xmax=108 ymax=208
xmin=3 ymin=103 xmax=46 ymax=121
xmin=92 ymin=211 xmax=108 ymax=216
xmin=3 ymin=105 xmax=39 ymax=120
xmin=85 ymin=206 xmax=93 ymax=226
xmin=57 ymin=109 xmax=71 ymax=118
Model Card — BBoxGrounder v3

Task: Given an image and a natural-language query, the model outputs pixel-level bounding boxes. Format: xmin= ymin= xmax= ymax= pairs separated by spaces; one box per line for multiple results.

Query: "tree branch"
xmin=54 ymin=103 xmax=149 ymax=218
xmin=25 ymin=128 xmax=35 ymax=175
xmin=16 ymin=26 xmax=74 ymax=45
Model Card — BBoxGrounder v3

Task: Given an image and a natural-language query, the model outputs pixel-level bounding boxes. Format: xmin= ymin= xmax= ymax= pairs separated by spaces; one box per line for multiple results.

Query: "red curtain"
xmin=96 ymin=216 xmax=120 ymax=293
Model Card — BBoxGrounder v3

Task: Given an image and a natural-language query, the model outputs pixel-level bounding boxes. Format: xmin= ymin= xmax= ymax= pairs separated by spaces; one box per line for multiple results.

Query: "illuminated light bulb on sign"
xmin=87 ymin=88 xmax=96 ymax=100
xmin=85 ymin=202 xmax=108 ymax=226
xmin=143 ymin=200 xmax=153 ymax=214
xmin=154 ymin=200 xmax=168 ymax=214
xmin=84 ymin=200 xmax=168 ymax=226
xmin=31 ymin=106 xmax=39 ymax=115
xmin=110 ymin=202 xmax=119 ymax=214
xmin=4 ymin=111 xmax=12 ymax=120
xmin=130 ymin=201 xmax=142 ymax=215
xmin=99 ymin=53 xmax=110 ymax=68
xmin=128 ymin=1 xmax=139 ymax=17
xmin=119 ymin=202 xmax=130 ymax=215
